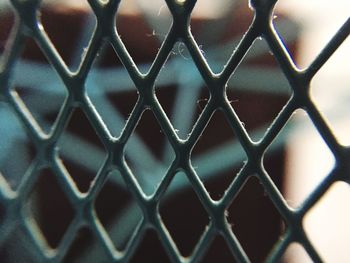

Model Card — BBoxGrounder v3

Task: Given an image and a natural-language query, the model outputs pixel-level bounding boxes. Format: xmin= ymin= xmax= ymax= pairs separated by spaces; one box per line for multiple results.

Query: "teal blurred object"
xmin=0 ymin=0 xmax=349 ymax=262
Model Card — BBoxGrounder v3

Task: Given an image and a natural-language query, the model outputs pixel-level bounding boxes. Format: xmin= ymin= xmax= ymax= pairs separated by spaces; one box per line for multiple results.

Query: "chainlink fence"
xmin=0 ymin=0 xmax=349 ymax=262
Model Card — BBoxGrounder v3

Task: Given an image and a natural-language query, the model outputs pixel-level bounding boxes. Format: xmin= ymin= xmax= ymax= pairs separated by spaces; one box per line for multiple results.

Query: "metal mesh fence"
xmin=0 ymin=0 xmax=349 ymax=262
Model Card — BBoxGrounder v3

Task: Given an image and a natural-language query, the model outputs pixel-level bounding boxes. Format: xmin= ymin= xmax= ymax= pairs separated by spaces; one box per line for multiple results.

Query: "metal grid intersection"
xmin=0 ymin=0 xmax=349 ymax=262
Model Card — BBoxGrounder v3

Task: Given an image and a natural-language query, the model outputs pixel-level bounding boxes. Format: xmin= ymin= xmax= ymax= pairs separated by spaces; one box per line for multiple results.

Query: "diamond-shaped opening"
xmin=155 ymin=84 xmax=177 ymax=126
xmin=12 ymin=37 xmax=68 ymax=134
xmin=0 ymin=226 xmax=38 ymax=263
xmin=265 ymin=109 xmax=335 ymax=208
xmin=202 ymin=235 xmax=237 ymax=263
xmin=0 ymin=102 xmax=36 ymax=190
xmin=271 ymin=3 xmax=300 ymax=60
xmin=38 ymin=1 xmax=96 ymax=71
xmin=262 ymin=146 xmax=285 ymax=201
xmin=160 ymin=171 xmax=209 ymax=257
xmin=125 ymin=109 xmax=175 ymax=196
xmin=94 ymin=170 xmax=143 ymax=252
xmin=116 ymin=0 xmax=172 ymax=73
xmin=227 ymin=176 xmax=285 ymax=263
xmin=227 ymin=37 xmax=292 ymax=142
xmin=86 ymin=42 xmax=138 ymax=137
xmin=303 ymin=181 xmax=350 ymax=262
xmin=130 ymin=228 xmax=170 ymax=263
xmin=0 ymin=1 xmax=15 ymax=57
xmin=62 ymin=227 xmax=110 ymax=263
xmin=26 ymin=168 xmax=75 ymax=248
xmin=58 ymin=107 xmax=107 ymax=193
xmin=191 ymin=110 xmax=247 ymax=201
xmin=281 ymin=242 xmax=312 ymax=263
xmin=190 ymin=0 xmax=253 ymax=73
xmin=155 ymin=43 xmax=210 ymax=139
xmin=274 ymin=0 xmax=349 ymax=69
xmin=309 ymin=37 xmax=350 ymax=146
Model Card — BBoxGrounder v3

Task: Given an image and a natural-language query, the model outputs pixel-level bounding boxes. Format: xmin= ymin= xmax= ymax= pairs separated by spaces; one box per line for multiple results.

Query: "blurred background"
xmin=0 ymin=0 xmax=349 ymax=262
xmin=277 ymin=1 xmax=350 ymax=262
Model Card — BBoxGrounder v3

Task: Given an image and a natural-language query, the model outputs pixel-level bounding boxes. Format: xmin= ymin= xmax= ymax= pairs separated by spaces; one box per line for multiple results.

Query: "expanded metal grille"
xmin=0 ymin=0 xmax=349 ymax=262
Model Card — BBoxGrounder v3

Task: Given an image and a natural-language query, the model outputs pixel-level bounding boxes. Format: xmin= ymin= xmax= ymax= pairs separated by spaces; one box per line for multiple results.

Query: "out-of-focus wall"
xmin=277 ymin=1 xmax=350 ymax=262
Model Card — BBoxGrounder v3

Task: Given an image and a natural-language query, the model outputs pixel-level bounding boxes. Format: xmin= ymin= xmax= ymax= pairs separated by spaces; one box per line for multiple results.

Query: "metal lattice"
xmin=0 ymin=0 xmax=349 ymax=262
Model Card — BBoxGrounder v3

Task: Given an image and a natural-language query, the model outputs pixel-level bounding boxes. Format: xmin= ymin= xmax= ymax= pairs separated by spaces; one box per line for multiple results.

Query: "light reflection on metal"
xmin=0 ymin=0 xmax=349 ymax=262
